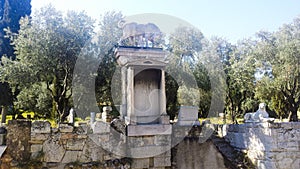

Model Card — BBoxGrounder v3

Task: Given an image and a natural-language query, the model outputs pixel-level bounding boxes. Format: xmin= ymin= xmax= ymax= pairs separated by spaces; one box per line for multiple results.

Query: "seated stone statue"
xmin=244 ymin=103 xmax=273 ymax=122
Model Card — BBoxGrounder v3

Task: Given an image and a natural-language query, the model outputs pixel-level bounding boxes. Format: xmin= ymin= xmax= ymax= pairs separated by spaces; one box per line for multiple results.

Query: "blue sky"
xmin=31 ymin=0 xmax=300 ymax=43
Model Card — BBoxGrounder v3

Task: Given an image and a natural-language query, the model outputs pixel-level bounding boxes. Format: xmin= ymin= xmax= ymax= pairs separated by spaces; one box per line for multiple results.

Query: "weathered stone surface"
xmin=176 ymin=120 xmax=200 ymax=126
xmin=131 ymin=158 xmax=150 ymax=169
xmin=60 ymin=133 xmax=87 ymax=140
xmin=224 ymin=122 xmax=300 ymax=169
xmin=61 ymin=151 xmax=81 ymax=163
xmin=31 ymin=121 xmax=51 ymax=133
xmin=291 ymin=159 xmax=300 ymax=169
xmin=111 ymin=118 xmax=126 ymax=134
xmin=30 ymin=144 xmax=43 ymax=153
xmin=159 ymin=115 xmax=170 ymax=124
xmin=154 ymin=135 xmax=171 ymax=146
xmin=59 ymin=124 xmax=74 ymax=133
xmin=31 ymin=133 xmax=49 ymax=141
xmin=66 ymin=138 xmax=86 ymax=151
xmin=92 ymin=121 xmax=110 ymax=134
xmin=154 ymin=156 xmax=171 ymax=167
xmin=127 ymin=124 xmax=172 ymax=136
xmin=6 ymin=120 xmax=31 ymax=162
xmin=278 ymin=158 xmax=293 ymax=169
xmin=178 ymin=106 xmax=198 ymax=121
xmin=129 ymin=145 xmax=171 ymax=158
xmin=76 ymin=145 xmax=91 ymax=163
xmin=43 ymin=138 xmax=65 ymax=162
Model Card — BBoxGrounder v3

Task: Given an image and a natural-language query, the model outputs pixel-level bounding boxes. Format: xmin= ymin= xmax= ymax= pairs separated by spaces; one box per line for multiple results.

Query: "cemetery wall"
xmin=2 ymin=120 xmax=171 ymax=169
xmin=221 ymin=122 xmax=300 ymax=169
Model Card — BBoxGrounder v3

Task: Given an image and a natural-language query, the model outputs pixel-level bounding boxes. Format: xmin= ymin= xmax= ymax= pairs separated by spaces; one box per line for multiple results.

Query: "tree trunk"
xmin=1 ymin=106 xmax=8 ymax=123
xmin=289 ymin=108 xmax=299 ymax=122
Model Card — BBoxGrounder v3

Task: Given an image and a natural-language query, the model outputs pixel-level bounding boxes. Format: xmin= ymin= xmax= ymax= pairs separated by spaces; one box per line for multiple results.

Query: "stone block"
xmin=291 ymin=123 xmax=300 ymax=129
xmin=129 ymin=145 xmax=171 ymax=158
xmin=51 ymin=127 xmax=59 ymax=133
xmin=31 ymin=121 xmax=51 ymax=134
xmin=127 ymin=124 xmax=172 ymax=136
xmin=154 ymin=156 xmax=171 ymax=167
xmin=278 ymin=141 xmax=299 ymax=151
xmin=61 ymin=151 xmax=80 ymax=163
xmin=280 ymin=122 xmax=293 ymax=129
xmin=98 ymin=134 xmax=110 ymax=142
xmin=66 ymin=138 xmax=86 ymax=151
xmin=157 ymin=150 xmax=171 ymax=157
xmin=226 ymin=132 xmax=248 ymax=150
xmin=59 ymin=124 xmax=74 ymax=133
xmin=154 ymin=135 xmax=171 ymax=146
xmin=159 ymin=115 xmax=170 ymax=124
xmin=30 ymin=144 xmax=44 ymax=160
xmin=128 ymin=136 xmax=156 ymax=146
xmin=176 ymin=120 xmax=200 ymax=126
xmin=30 ymin=144 xmax=43 ymax=153
xmin=274 ymin=152 xmax=287 ymax=161
xmin=278 ymin=158 xmax=293 ymax=169
xmin=92 ymin=121 xmax=110 ymax=134
xmin=131 ymin=158 xmax=150 ymax=169
xmin=172 ymin=126 xmax=192 ymax=138
xmin=257 ymin=160 xmax=276 ymax=169
xmin=31 ymin=133 xmax=49 ymax=142
xmin=43 ymin=139 xmax=66 ymax=162
xmin=178 ymin=106 xmax=198 ymax=121
xmin=291 ymin=159 xmax=300 ymax=169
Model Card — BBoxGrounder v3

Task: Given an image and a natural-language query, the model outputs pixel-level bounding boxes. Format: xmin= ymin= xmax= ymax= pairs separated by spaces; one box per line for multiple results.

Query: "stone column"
xmin=120 ymin=66 xmax=127 ymax=119
xmin=160 ymin=69 xmax=167 ymax=115
xmin=126 ymin=67 xmax=136 ymax=125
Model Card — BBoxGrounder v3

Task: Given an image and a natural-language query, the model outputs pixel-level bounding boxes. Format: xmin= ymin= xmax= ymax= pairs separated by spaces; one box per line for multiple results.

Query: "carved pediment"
xmin=126 ymin=59 xmax=167 ymax=67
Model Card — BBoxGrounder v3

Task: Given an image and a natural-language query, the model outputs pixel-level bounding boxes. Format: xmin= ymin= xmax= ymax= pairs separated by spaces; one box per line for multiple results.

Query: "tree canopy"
xmin=1 ymin=5 xmax=95 ymax=121
xmin=0 ymin=5 xmax=299 ymax=123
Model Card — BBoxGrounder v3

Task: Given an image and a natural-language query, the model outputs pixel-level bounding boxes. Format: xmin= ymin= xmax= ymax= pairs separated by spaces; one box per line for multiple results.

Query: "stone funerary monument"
xmin=114 ymin=22 xmax=172 ymax=168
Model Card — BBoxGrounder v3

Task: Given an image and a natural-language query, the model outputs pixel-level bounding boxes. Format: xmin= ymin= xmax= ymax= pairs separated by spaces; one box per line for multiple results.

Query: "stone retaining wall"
xmin=2 ymin=120 xmax=172 ymax=169
xmin=221 ymin=122 xmax=300 ymax=169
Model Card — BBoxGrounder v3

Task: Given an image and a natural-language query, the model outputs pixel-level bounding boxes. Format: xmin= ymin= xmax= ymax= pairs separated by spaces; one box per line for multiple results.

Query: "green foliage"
xmin=0 ymin=0 xmax=31 ymax=122
xmin=14 ymin=83 xmax=52 ymax=118
xmin=1 ymin=5 xmax=95 ymax=121
xmin=166 ymin=26 xmax=204 ymax=119
xmin=168 ymin=26 xmax=204 ymax=69
xmin=254 ymin=17 xmax=300 ymax=121
xmin=0 ymin=5 xmax=299 ymax=124
xmin=226 ymin=39 xmax=257 ymax=122
xmin=95 ymin=11 xmax=123 ymax=109
xmin=193 ymin=62 xmax=211 ymax=117
xmin=177 ymin=85 xmax=199 ymax=106
xmin=0 ymin=0 xmax=31 ymax=58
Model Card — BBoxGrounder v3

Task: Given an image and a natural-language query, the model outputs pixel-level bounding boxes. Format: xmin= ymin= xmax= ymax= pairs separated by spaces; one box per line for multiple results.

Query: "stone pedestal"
xmin=177 ymin=106 xmax=200 ymax=126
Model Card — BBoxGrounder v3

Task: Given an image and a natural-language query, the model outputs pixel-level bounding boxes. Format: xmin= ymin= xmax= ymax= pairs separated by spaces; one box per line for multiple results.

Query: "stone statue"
xmin=118 ymin=21 xmax=162 ymax=47
xmin=67 ymin=108 xmax=75 ymax=124
xmin=244 ymin=103 xmax=273 ymax=122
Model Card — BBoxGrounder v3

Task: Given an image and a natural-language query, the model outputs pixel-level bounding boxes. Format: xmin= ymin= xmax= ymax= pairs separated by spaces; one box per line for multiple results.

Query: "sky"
xmin=31 ymin=0 xmax=300 ymax=43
